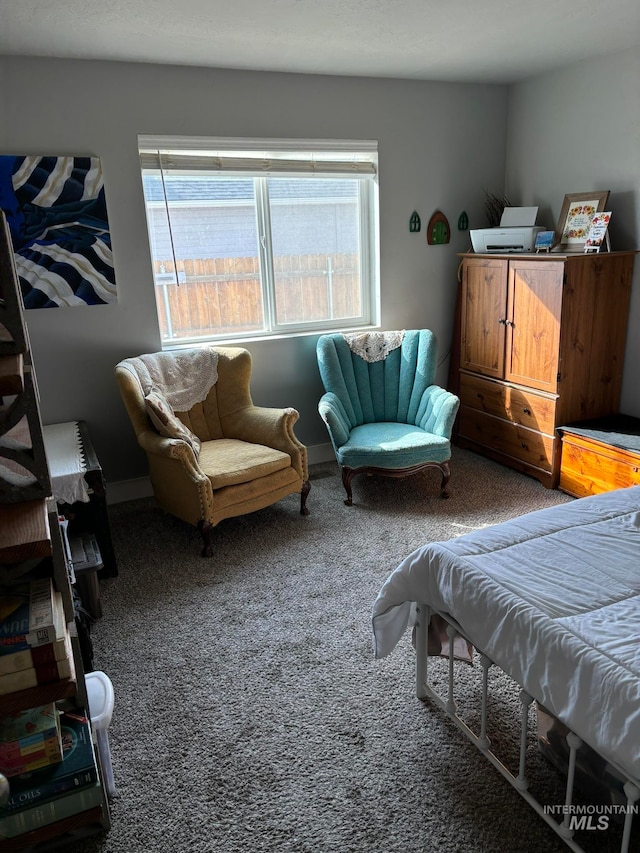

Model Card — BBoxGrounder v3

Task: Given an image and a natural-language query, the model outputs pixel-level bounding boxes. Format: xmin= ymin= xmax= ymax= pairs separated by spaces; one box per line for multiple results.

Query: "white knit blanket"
xmin=343 ymin=330 xmax=404 ymax=363
xmin=120 ymin=349 xmax=219 ymax=410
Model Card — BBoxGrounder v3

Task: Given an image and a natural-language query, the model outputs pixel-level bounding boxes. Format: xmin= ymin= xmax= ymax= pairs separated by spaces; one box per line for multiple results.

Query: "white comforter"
xmin=372 ymin=486 xmax=640 ymax=782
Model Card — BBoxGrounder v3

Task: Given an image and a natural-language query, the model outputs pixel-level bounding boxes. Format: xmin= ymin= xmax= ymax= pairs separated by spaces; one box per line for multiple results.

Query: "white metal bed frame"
xmin=414 ymin=604 xmax=640 ymax=853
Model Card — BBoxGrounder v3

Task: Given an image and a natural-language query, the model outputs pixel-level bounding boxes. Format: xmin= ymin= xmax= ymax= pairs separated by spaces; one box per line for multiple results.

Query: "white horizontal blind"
xmin=139 ymin=136 xmax=378 ymax=177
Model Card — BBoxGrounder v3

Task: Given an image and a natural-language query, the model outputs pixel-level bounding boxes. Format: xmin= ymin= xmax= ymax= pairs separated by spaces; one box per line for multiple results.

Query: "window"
xmin=139 ymin=137 xmax=379 ymax=345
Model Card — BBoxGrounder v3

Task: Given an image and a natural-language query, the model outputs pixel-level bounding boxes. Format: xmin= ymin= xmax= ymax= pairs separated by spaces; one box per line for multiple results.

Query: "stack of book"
xmin=0 ymin=711 xmax=101 ymax=839
xmin=0 ymin=578 xmax=73 ymax=696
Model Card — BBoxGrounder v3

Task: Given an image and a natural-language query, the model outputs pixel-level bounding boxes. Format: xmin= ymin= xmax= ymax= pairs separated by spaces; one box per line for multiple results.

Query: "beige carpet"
xmin=65 ymin=447 xmax=633 ymax=853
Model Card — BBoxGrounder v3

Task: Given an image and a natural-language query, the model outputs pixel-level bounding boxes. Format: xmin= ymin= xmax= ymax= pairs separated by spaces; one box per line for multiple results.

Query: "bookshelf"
xmin=0 ymin=210 xmax=110 ymax=848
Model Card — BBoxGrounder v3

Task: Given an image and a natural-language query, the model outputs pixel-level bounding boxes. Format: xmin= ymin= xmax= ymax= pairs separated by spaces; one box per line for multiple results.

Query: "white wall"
xmin=0 ymin=57 xmax=508 ymax=486
xmin=506 ymin=47 xmax=640 ymax=415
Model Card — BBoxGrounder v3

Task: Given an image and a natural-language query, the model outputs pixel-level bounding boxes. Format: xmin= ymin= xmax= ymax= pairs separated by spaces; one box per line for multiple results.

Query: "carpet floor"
xmin=64 ymin=448 xmax=634 ymax=853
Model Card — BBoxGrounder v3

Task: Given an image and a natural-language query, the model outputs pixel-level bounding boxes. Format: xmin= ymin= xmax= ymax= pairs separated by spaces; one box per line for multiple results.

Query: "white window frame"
xmin=139 ymin=136 xmax=380 ymax=345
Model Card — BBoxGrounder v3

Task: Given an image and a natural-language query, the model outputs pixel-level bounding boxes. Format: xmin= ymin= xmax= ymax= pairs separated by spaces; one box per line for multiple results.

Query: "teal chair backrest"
xmin=316 ymin=330 xmax=438 ymax=427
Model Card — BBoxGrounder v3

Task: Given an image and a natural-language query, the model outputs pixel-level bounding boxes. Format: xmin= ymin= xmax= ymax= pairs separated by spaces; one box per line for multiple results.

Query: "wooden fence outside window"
xmin=153 ymin=254 xmax=360 ymax=340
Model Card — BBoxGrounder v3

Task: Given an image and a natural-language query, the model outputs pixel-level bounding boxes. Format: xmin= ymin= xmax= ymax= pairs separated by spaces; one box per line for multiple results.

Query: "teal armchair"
xmin=316 ymin=330 xmax=460 ymax=505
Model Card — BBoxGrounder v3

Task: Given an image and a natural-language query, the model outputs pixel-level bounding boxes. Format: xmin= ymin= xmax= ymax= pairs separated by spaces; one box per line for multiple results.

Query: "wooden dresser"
xmin=453 ymin=251 xmax=636 ymax=488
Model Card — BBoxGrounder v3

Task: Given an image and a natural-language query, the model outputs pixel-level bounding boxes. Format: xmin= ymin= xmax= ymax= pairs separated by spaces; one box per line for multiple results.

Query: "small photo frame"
xmin=534 ymin=230 xmax=555 ymax=252
xmin=584 ymin=212 xmax=612 ymax=253
xmin=554 ymin=191 xmax=610 ymax=252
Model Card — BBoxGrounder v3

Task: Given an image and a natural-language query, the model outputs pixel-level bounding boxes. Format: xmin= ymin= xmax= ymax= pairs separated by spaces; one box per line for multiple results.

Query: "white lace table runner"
xmin=42 ymin=421 xmax=90 ymax=504
xmin=343 ymin=330 xmax=405 ymax=363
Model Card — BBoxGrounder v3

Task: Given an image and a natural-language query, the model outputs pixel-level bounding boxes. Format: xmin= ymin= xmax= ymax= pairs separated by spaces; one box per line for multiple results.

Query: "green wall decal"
xmin=427 ymin=211 xmax=450 ymax=245
xmin=409 ymin=211 xmax=421 ymax=232
xmin=458 ymin=211 xmax=469 ymax=230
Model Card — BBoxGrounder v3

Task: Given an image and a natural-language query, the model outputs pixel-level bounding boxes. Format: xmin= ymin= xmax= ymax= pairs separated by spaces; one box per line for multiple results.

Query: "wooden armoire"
xmin=452 ymin=251 xmax=636 ymax=488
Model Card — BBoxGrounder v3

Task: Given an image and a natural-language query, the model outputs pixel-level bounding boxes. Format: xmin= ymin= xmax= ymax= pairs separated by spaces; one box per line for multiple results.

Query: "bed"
xmin=372 ymin=485 xmax=640 ymax=852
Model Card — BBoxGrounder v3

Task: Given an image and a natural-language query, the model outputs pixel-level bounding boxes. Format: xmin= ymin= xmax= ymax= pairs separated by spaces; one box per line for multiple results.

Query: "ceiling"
xmin=1 ymin=0 xmax=639 ymax=84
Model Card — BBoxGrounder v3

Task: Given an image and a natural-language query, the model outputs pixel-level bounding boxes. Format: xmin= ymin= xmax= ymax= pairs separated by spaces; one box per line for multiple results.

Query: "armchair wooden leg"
xmin=341 ymin=467 xmax=354 ymax=506
xmin=439 ymin=462 xmax=451 ymax=498
xmin=300 ymin=479 xmax=311 ymax=516
xmin=197 ymin=519 xmax=214 ymax=558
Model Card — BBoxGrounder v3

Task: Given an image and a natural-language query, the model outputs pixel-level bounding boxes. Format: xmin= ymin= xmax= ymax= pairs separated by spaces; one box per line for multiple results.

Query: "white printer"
xmin=470 ymin=206 xmax=544 ymax=253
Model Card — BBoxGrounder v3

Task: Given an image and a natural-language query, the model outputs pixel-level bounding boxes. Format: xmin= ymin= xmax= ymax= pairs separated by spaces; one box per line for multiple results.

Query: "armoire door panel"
xmin=506 ymin=260 xmax=563 ymax=393
xmin=460 ymin=258 xmax=507 ymax=378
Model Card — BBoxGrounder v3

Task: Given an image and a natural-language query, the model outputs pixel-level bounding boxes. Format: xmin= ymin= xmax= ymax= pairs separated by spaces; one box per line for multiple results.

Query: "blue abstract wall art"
xmin=0 ymin=155 xmax=117 ymax=308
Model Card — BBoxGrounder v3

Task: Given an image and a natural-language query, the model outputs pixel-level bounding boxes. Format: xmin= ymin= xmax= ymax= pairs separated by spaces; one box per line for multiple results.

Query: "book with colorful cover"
xmin=0 ymin=704 xmax=63 ymax=777
xmin=0 ymin=746 xmax=64 ymax=778
xmin=0 ymin=703 xmax=61 ymax=750
xmin=0 ymin=713 xmax=98 ymax=816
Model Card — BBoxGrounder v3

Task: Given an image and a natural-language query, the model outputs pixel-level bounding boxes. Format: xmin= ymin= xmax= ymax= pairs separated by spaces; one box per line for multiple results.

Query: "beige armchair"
xmin=115 ymin=346 xmax=309 ymax=556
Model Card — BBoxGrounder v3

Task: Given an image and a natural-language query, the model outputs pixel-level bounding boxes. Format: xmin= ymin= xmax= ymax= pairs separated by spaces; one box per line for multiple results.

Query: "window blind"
xmin=138 ymin=137 xmax=378 ymax=177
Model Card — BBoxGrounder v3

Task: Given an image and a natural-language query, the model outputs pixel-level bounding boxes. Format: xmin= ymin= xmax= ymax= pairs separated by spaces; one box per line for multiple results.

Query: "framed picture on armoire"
xmin=553 ymin=190 xmax=610 ymax=252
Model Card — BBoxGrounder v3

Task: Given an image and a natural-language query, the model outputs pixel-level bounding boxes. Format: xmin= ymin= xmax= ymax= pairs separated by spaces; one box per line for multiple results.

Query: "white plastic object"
xmin=85 ymin=670 xmax=115 ymax=797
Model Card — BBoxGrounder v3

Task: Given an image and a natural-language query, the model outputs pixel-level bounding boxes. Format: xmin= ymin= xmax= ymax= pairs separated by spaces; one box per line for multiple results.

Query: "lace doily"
xmin=343 ymin=330 xmax=405 ymax=363
xmin=42 ymin=421 xmax=90 ymax=504
xmin=121 ymin=349 xmax=219 ymax=410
